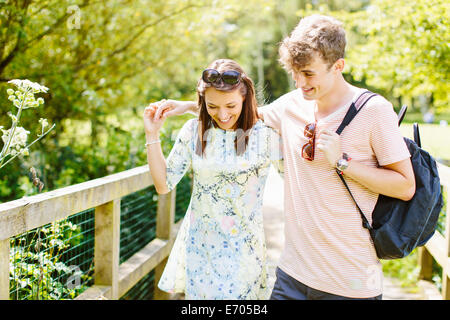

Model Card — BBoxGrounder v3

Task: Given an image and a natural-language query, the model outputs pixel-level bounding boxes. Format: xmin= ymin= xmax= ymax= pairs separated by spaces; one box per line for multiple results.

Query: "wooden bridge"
xmin=0 ymin=162 xmax=449 ymax=300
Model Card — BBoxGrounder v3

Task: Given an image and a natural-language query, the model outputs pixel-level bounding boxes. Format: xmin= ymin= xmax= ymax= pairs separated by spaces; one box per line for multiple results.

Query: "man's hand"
xmin=154 ymin=99 xmax=198 ymax=120
xmin=316 ymin=129 xmax=341 ymax=167
xmin=317 ymin=129 xmax=415 ymax=201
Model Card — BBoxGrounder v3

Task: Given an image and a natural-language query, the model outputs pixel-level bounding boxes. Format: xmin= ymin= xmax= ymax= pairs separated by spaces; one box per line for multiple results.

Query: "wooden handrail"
xmin=0 ymin=165 xmax=181 ymax=300
xmin=419 ymin=162 xmax=450 ymax=299
xmin=0 ymin=165 xmax=152 ymax=241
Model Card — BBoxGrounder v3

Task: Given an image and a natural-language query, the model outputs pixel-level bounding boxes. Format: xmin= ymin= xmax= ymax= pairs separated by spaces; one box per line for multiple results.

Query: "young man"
xmin=152 ymin=15 xmax=415 ymax=300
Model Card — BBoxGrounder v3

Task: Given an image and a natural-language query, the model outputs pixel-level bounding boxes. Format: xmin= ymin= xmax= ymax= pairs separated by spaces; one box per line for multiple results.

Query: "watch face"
xmin=337 ymin=159 xmax=348 ymax=170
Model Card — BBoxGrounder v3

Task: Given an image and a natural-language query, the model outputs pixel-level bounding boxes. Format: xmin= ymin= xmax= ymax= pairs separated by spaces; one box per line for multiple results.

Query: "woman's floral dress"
xmin=157 ymin=118 xmax=283 ymax=299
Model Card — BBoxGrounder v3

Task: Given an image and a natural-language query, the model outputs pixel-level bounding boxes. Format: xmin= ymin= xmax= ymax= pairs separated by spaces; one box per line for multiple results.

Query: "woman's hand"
xmin=143 ymin=102 xmax=167 ymax=135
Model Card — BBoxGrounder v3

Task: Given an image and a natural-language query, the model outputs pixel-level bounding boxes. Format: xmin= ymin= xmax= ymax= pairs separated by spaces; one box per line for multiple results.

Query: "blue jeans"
xmin=270 ymin=267 xmax=382 ymax=300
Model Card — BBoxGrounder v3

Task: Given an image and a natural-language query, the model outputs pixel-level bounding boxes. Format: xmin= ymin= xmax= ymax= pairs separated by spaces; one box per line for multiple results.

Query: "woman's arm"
xmin=143 ymin=104 xmax=169 ymax=194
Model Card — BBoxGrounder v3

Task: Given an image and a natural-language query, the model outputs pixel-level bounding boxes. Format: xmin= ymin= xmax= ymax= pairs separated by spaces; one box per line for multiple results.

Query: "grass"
xmin=399 ymin=123 xmax=450 ymax=162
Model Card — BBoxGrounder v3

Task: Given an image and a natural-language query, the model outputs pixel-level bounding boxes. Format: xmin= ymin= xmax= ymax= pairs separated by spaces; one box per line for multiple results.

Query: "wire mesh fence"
xmin=9 ymin=209 xmax=95 ymax=300
xmin=120 ymin=271 xmax=155 ymax=300
xmin=8 ymin=174 xmax=192 ymax=300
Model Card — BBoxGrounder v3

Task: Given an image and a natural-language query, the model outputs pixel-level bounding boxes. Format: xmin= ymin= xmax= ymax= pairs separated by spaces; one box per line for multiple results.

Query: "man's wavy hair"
xmin=196 ymin=59 xmax=259 ymax=157
xmin=279 ymin=15 xmax=346 ymax=73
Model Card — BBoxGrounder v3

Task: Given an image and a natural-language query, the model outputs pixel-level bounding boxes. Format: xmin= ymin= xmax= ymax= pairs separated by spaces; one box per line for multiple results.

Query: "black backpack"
xmin=336 ymin=91 xmax=444 ymax=260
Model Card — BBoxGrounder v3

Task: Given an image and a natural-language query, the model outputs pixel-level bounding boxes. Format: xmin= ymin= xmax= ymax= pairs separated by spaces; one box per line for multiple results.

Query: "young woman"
xmin=143 ymin=59 xmax=283 ymax=300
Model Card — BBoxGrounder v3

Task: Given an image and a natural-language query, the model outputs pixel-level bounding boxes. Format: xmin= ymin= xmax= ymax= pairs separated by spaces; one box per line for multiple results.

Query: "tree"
xmin=336 ymin=0 xmax=449 ymax=112
xmin=0 ymin=0 xmax=282 ymax=200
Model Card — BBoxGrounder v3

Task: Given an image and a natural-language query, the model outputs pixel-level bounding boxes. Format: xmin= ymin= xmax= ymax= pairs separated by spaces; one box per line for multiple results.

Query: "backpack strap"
xmin=397 ymin=105 xmax=408 ymax=126
xmin=336 ymin=170 xmax=373 ymax=230
xmin=335 ymin=90 xmax=379 ymax=231
xmin=413 ymin=123 xmax=421 ymax=148
xmin=336 ymin=90 xmax=378 ymax=135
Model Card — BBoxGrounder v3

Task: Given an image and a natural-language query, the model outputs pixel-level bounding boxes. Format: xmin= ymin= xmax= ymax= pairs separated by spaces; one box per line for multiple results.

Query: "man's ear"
xmin=333 ymin=58 xmax=345 ymax=73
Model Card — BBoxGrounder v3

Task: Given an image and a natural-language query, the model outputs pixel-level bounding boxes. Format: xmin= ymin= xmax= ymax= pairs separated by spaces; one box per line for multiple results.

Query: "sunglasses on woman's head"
xmin=202 ymin=69 xmax=241 ymax=86
xmin=301 ymin=122 xmax=316 ymax=161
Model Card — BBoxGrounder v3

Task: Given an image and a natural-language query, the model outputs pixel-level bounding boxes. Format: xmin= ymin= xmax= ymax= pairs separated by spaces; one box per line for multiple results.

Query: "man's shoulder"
xmin=271 ymin=88 xmax=304 ymax=105
xmin=356 ymin=89 xmax=394 ymax=114
xmin=260 ymin=89 xmax=305 ymax=115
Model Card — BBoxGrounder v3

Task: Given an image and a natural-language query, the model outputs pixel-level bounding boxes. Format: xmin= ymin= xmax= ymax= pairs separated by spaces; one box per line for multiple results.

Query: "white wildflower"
xmin=39 ymin=118 xmax=48 ymax=128
xmin=1 ymin=127 xmax=30 ymax=147
xmin=7 ymin=112 xmax=17 ymax=122
xmin=21 ymin=148 xmax=29 ymax=156
xmin=8 ymin=79 xmax=49 ymax=94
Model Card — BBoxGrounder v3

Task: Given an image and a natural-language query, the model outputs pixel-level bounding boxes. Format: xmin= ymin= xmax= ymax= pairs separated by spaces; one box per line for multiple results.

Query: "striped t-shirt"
xmin=260 ymin=87 xmax=410 ymax=298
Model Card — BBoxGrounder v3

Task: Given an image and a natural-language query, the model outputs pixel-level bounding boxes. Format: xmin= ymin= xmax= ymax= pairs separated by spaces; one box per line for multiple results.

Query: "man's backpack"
xmin=336 ymin=91 xmax=444 ymax=260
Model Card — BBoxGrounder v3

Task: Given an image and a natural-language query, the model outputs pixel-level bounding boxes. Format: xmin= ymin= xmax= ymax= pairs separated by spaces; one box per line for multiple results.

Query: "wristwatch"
xmin=336 ymin=153 xmax=351 ymax=174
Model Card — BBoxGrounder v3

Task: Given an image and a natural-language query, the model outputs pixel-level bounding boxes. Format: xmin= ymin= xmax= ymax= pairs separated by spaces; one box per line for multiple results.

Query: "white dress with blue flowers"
xmin=157 ymin=118 xmax=283 ymax=300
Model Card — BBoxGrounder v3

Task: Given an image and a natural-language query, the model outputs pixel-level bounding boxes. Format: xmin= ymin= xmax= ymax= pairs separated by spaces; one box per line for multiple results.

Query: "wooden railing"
xmin=418 ymin=163 xmax=450 ymax=300
xmin=0 ymin=165 xmax=181 ymax=300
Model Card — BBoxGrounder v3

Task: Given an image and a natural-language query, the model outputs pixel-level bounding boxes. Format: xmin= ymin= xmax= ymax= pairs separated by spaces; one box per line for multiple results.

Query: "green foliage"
xmin=0 ymin=0 xmax=283 ymax=200
xmin=337 ymin=0 xmax=449 ymax=112
xmin=381 ymin=250 xmax=421 ymax=290
xmin=9 ymin=219 xmax=90 ymax=300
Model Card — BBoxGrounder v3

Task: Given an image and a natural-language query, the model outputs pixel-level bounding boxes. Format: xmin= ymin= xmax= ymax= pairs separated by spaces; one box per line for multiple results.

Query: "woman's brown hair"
xmin=196 ymin=59 xmax=259 ymax=156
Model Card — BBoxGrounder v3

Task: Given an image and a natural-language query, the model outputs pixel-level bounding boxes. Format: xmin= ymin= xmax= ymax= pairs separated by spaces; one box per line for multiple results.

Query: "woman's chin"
xmin=215 ymin=119 xmax=236 ymax=130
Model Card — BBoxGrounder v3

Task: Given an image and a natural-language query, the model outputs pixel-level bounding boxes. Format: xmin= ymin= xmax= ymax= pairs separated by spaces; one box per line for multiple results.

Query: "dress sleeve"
xmin=165 ymin=119 xmax=196 ymax=192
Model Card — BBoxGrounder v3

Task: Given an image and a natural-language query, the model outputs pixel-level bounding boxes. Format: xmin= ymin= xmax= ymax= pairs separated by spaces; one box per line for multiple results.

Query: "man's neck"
xmin=315 ymin=80 xmax=355 ymax=119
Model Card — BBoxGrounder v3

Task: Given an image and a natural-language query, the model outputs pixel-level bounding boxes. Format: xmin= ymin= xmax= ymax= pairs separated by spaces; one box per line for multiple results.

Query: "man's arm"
xmin=154 ymin=99 xmax=199 ymax=119
xmin=317 ymin=129 xmax=415 ymax=201
xmin=342 ymin=158 xmax=415 ymax=201
xmin=257 ymin=108 xmax=264 ymax=121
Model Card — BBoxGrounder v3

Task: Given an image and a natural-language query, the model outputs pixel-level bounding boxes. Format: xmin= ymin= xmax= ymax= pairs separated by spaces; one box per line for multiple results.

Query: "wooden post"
xmin=418 ymin=247 xmax=434 ymax=281
xmin=0 ymin=239 xmax=9 ymax=300
xmin=94 ymin=200 xmax=121 ymax=299
xmin=442 ymin=186 xmax=450 ymax=300
xmin=154 ymin=190 xmax=176 ymax=300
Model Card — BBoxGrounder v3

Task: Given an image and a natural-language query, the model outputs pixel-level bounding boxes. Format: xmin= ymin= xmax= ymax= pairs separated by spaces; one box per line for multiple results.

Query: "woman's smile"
xmin=217 ymin=116 xmax=232 ymax=124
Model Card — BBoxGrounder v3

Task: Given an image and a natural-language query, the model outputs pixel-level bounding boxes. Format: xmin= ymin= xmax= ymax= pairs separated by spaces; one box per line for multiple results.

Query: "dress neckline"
xmin=211 ymin=119 xmax=262 ymax=134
